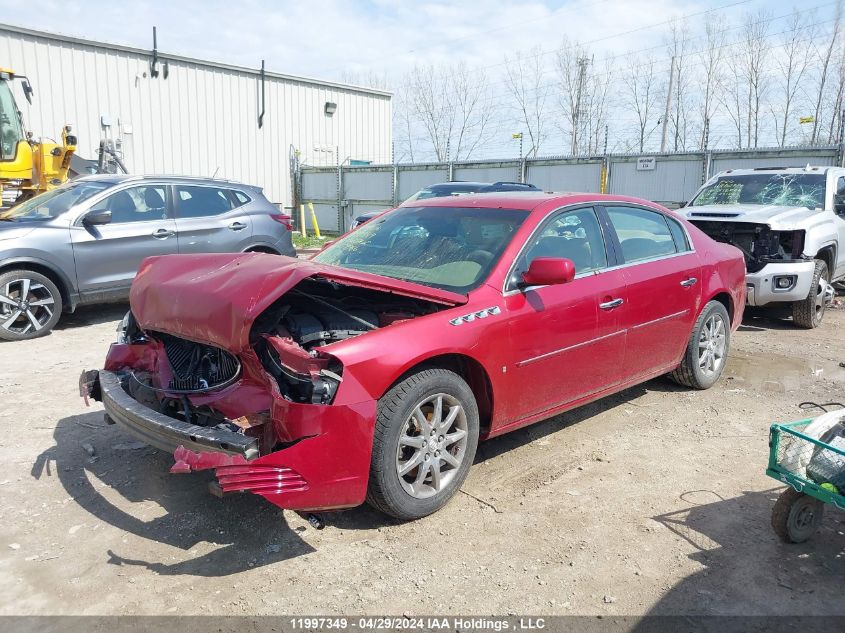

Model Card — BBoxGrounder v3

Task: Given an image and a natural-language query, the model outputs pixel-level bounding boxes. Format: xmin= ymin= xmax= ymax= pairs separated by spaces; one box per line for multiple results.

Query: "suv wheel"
xmin=0 ymin=269 xmax=63 ymax=341
xmin=792 ymin=259 xmax=830 ymax=329
xmin=366 ymin=368 xmax=480 ymax=520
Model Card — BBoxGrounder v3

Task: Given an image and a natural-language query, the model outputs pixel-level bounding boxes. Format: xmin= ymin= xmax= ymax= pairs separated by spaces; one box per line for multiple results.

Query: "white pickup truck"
xmin=680 ymin=166 xmax=845 ymax=328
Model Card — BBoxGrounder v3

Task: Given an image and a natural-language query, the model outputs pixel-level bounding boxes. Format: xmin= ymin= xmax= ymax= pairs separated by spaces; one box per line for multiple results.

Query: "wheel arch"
xmin=707 ymin=290 xmax=734 ymax=324
xmin=381 ymin=353 xmax=494 ymax=435
xmin=815 ymin=244 xmax=835 ymax=276
xmin=243 ymin=244 xmax=280 ymax=255
xmin=0 ymin=257 xmax=77 ymax=312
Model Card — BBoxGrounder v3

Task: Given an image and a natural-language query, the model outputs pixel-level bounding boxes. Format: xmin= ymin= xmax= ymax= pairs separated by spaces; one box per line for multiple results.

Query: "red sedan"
xmin=81 ymin=193 xmax=746 ymax=520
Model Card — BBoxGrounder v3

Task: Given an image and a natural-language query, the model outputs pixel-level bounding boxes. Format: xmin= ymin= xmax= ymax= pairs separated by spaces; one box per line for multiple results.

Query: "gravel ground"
xmin=1 ymin=301 xmax=844 ymax=616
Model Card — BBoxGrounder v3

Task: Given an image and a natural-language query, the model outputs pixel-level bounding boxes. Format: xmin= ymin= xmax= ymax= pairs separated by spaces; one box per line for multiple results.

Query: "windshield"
xmin=313 ymin=206 xmax=528 ymax=293
xmin=0 ymin=180 xmax=112 ymax=222
xmin=0 ymin=80 xmax=24 ymax=161
xmin=691 ymin=173 xmax=826 ymax=209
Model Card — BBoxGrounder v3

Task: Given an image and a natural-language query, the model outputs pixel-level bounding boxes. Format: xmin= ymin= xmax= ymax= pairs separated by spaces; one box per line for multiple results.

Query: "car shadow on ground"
xmin=32 ymin=411 xmax=315 ymax=577
xmin=634 ymin=487 xmax=845 ymax=620
xmin=54 ymin=302 xmax=129 ymax=331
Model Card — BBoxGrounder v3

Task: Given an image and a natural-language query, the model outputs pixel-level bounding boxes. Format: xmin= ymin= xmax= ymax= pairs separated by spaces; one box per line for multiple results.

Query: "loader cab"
xmin=0 ymin=73 xmax=25 ymax=162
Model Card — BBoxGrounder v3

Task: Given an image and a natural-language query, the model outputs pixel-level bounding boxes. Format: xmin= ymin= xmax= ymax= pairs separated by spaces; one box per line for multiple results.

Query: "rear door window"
xmin=174 ymin=185 xmax=233 ymax=218
xmin=605 ymin=206 xmax=678 ymax=263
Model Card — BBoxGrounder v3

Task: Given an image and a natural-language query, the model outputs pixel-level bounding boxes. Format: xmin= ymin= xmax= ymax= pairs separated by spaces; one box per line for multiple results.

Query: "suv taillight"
xmin=271 ymin=214 xmax=292 ymax=230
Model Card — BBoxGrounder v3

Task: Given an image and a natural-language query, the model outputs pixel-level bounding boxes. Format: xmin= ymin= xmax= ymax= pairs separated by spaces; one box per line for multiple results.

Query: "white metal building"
xmin=0 ymin=23 xmax=392 ymax=210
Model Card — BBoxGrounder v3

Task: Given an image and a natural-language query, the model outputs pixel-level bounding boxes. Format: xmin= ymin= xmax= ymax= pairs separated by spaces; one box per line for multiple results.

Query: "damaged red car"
xmin=81 ymin=193 xmax=746 ymax=520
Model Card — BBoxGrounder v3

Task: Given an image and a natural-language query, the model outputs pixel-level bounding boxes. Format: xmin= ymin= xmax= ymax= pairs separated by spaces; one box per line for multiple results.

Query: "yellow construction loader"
xmin=0 ymin=67 xmax=76 ymax=206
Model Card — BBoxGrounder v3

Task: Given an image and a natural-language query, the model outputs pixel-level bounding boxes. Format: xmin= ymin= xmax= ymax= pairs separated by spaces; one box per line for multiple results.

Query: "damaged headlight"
xmin=116 ymin=311 xmax=144 ymax=344
xmin=257 ymin=339 xmax=343 ymax=405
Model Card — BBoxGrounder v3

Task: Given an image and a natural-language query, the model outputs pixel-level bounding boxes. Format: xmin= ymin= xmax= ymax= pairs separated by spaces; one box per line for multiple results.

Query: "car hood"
xmin=0 ymin=223 xmax=36 ymax=241
xmin=682 ymin=203 xmax=821 ymax=229
xmin=130 ymin=253 xmax=467 ymax=352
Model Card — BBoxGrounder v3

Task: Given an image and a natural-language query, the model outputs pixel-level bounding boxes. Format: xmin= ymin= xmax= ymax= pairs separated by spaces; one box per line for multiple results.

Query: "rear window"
xmin=175 ymin=185 xmax=233 ymax=218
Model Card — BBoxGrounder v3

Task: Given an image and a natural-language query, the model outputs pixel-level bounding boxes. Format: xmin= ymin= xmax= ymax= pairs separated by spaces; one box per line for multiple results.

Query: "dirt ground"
xmin=1 ymin=300 xmax=844 ymax=617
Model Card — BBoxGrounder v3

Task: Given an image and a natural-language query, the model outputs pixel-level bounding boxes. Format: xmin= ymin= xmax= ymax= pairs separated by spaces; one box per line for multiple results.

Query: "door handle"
xmin=152 ymin=228 xmax=175 ymax=239
xmin=680 ymin=277 xmax=698 ymax=287
xmin=599 ymin=298 xmax=624 ymax=310
xmin=229 ymin=221 xmax=247 ymax=231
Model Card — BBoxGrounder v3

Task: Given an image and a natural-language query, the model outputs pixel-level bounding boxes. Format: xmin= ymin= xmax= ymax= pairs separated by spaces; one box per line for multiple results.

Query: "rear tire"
xmin=366 ymin=368 xmax=479 ymax=520
xmin=0 ymin=269 xmax=63 ymax=341
xmin=792 ymin=259 xmax=829 ymax=329
xmin=771 ymin=488 xmax=824 ymax=543
xmin=669 ymin=300 xmax=730 ymax=390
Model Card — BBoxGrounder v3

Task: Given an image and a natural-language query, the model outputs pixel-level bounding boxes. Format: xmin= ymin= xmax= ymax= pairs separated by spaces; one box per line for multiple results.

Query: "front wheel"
xmin=669 ymin=300 xmax=730 ymax=390
xmin=792 ymin=259 xmax=830 ymax=329
xmin=0 ymin=269 xmax=63 ymax=341
xmin=366 ymin=368 xmax=480 ymax=520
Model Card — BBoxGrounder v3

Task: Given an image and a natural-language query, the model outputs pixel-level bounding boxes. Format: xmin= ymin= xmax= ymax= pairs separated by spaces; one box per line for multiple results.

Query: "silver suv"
xmin=0 ymin=174 xmax=295 ymax=340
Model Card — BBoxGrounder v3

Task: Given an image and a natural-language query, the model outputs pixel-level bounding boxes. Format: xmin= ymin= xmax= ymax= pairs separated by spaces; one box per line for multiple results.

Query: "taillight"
xmin=271 ymin=214 xmax=292 ymax=230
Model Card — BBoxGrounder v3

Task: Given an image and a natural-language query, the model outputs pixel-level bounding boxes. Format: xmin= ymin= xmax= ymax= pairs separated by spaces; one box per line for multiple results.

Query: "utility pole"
xmin=660 ymin=55 xmax=676 ymax=153
xmin=572 ymin=57 xmax=590 ymax=155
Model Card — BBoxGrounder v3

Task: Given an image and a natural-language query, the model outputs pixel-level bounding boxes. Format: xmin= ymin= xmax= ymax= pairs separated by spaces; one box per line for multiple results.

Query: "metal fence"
xmin=295 ymin=145 xmax=842 ymax=234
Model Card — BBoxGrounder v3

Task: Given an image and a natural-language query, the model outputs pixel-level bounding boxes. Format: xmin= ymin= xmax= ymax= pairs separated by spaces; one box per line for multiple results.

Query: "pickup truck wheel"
xmin=668 ymin=300 xmax=730 ymax=390
xmin=0 ymin=269 xmax=62 ymax=341
xmin=367 ymin=368 xmax=479 ymax=520
xmin=792 ymin=260 xmax=829 ymax=329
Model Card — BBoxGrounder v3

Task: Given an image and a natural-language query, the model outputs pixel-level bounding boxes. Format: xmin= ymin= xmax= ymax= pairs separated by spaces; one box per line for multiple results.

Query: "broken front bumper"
xmin=93 ymin=370 xmax=260 ymax=459
xmin=81 ymin=369 xmax=378 ymax=512
xmin=745 ymin=260 xmax=815 ymax=306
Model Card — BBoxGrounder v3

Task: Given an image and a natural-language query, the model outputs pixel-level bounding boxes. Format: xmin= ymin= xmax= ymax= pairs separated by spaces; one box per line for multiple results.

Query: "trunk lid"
xmin=130 ymin=253 xmax=466 ymax=351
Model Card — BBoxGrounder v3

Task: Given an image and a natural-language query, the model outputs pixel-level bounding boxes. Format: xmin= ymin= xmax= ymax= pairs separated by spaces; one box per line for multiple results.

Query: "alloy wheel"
xmin=0 ymin=277 xmax=56 ymax=336
xmin=698 ymin=313 xmax=726 ymax=377
xmin=395 ymin=393 xmax=469 ymax=499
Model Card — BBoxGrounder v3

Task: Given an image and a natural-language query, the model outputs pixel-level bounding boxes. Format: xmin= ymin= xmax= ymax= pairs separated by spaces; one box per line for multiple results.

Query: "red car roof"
xmin=409 ymin=191 xmax=668 ymax=213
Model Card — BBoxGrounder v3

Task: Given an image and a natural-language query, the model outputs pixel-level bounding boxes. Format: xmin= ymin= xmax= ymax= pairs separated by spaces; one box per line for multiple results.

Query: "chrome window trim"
xmin=502 ymin=201 xmax=697 ymax=297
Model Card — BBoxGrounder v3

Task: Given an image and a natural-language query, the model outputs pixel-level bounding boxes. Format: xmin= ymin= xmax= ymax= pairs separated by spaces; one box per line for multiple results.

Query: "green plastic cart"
xmin=767 ymin=418 xmax=845 ymax=543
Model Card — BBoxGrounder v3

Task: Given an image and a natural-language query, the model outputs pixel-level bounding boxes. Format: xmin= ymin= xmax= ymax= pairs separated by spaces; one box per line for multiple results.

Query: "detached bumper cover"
xmin=745 ymin=260 xmax=815 ymax=306
xmin=94 ymin=370 xmax=260 ymax=459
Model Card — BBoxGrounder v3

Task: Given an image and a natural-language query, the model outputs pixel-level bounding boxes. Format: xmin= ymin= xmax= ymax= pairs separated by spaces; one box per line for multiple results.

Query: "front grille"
xmin=158 ymin=333 xmax=241 ymax=392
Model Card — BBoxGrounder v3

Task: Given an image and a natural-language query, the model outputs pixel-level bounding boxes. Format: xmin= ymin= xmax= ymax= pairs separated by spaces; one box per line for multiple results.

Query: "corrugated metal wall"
xmin=0 ymin=23 xmax=392 ymax=206
xmin=300 ymin=145 xmax=842 ymax=233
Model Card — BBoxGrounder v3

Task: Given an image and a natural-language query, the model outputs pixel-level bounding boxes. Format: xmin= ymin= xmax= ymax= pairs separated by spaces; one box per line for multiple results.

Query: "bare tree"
xmin=449 ymin=63 xmax=492 ymax=160
xmin=504 ymin=48 xmax=549 ymax=157
xmin=770 ymin=10 xmax=815 ymax=147
xmin=810 ymin=1 xmax=843 ymax=143
xmin=826 ymin=41 xmax=845 ymax=143
xmin=665 ymin=18 xmax=693 ymax=151
xmin=699 ymin=12 xmax=727 ymax=148
xmin=392 ymin=80 xmax=416 ymax=163
xmin=740 ymin=9 xmax=772 ymax=148
xmin=583 ymin=59 xmax=613 ymax=154
xmin=399 ymin=63 xmax=492 ymax=162
xmin=622 ymin=56 xmax=660 ymax=152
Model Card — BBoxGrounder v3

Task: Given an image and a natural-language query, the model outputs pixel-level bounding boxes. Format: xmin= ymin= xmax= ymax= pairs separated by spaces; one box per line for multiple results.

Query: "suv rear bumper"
xmin=746 ymin=260 xmax=815 ymax=306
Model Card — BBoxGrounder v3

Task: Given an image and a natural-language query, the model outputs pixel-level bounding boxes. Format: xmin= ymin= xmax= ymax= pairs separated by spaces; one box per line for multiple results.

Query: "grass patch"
xmin=292 ymin=233 xmax=328 ymax=250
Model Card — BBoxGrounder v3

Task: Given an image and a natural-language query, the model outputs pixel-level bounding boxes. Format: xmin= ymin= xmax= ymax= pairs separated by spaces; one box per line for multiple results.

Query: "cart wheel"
xmin=771 ymin=488 xmax=825 ymax=543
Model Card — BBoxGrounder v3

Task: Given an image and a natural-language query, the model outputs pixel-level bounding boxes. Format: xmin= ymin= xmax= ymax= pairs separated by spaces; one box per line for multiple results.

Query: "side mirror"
xmin=520 ymin=257 xmax=576 ymax=288
xmin=83 ymin=210 xmax=112 ymax=226
xmin=319 ymin=239 xmax=336 ymax=251
xmin=678 ymin=201 xmax=688 ymax=208
xmin=20 ymin=78 xmax=33 ymax=104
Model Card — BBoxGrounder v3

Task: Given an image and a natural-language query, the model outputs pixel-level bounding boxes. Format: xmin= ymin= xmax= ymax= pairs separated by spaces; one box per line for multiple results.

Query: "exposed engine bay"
xmin=250 ymin=278 xmax=443 ymax=405
xmin=689 ymin=220 xmax=805 ymax=273
xmin=113 ymin=278 xmax=446 ymax=444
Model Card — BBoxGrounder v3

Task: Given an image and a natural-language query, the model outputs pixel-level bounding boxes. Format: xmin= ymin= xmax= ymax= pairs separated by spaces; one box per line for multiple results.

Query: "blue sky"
xmin=0 ymin=0 xmax=801 ymax=87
